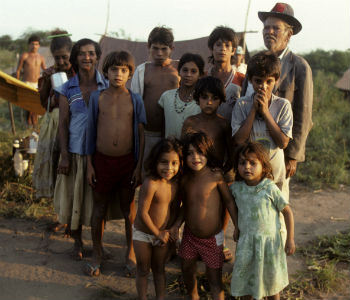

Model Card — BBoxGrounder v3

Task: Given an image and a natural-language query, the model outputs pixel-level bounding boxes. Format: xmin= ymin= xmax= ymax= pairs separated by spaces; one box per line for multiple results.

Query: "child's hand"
xmin=169 ymin=226 xmax=179 ymax=242
xmin=157 ymin=230 xmax=170 ymax=245
xmin=87 ymin=164 xmax=96 ymax=188
xmin=285 ymin=238 xmax=296 ymax=255
xmin=233 ymin=227 xmax=240 ymax=242
xmin=254 ymin=88 xmax=269 ymax=116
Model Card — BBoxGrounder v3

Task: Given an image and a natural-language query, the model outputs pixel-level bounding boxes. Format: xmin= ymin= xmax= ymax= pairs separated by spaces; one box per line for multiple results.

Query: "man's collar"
xmin=278 ymin=47 xmax=289 ymax=60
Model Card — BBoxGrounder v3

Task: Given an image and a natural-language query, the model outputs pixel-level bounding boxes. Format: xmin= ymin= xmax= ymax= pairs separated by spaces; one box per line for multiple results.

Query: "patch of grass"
xmin=87 ymin=282 xmax=127 ymax=300
xmin=295 ymin=71 xmax=350 ymax=189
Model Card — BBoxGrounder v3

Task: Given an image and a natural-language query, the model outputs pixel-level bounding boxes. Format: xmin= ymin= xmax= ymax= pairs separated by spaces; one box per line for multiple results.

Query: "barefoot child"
xmin=230 ymin=142 xmax=295 ymax=300
xmin=131 ymin=26 xmax=180 ymax=174
xmin=178 ymin=132 xmax=238 ymax=300
xmin=158 ymin=53 xmax=204 ymax=139
xmin=182 ymin=76 xmax=235 ymax=261
xmin=133 ymin=138 xmax=183 ymax=300
xmin=207 ymin=26 xmax=244 ymax=121
xmin=86 ymin=51 xmax=146 ymax=276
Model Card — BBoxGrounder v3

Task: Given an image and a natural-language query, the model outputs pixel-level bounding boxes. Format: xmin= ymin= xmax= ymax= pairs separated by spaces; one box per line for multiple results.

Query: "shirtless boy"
xmin=16 ymin=34 xmax=46 ymax=127
xmin=131 ymin=26 xmax=180 ymax=172
xmin=177 ymin=132 xmax=238 ymax=300
xmin=86 ymin=51 xmax=146 ymax=276
xmin=182 ymin=76 xmax=235 ymax=261
xmin=207 ymin=26 xmax=243 ymax=121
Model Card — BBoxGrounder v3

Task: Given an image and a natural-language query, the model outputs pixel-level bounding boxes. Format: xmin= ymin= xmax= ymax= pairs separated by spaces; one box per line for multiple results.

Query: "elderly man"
xmin=243 ymin=3 xmax=313 ymax=190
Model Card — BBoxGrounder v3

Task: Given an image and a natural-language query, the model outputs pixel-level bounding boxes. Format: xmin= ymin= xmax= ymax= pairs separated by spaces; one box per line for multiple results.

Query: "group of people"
xmin=28 ymin=2 xmax=313 ymax=300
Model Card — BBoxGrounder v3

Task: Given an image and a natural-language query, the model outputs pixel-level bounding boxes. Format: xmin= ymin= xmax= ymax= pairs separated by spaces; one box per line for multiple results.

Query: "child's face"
xmin=186 ymin=144 xmax=207 ymax=172
xmin=77 ymin=44 xmax=97 ymax=72
xmin=212 ymin=39 xmax=235 ymax=63
xmin=107 ymin=65 xmax=130 ymax=88
xmin=157 ymin=151 xmax=180 ymax=181
xmin=238 ymin=152 xmax=263 ymax=186
xmin=199 ymin=91 xmax=221 ymax=115
xmin=53 ymin=48 xmax=71 ymax=72
xmin=250 ymin=75 xmax=276 ymax=101
xmin=149 ymin=42 xmax=172 ymax=65
xmin=179 ymin=61 xmax=200 ymax=88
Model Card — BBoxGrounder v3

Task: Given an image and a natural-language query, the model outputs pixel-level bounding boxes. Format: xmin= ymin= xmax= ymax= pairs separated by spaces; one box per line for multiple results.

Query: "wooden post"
xmin=8 ymin=102 xmax=16 ymax=135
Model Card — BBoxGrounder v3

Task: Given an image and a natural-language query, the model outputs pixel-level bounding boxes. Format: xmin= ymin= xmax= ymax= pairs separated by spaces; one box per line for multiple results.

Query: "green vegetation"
xmin=295 ymin=71 xmax=350 ymax=188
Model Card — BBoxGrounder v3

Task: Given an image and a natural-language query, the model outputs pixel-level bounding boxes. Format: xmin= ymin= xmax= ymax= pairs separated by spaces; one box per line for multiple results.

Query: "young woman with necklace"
xmin=159 ymin=53 xmax=205 ymax=139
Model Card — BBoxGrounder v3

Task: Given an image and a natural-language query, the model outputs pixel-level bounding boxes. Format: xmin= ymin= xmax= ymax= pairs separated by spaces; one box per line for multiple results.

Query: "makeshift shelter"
xmin=98 ymin=33 xmax=249 ymax=73
xmin=335 ymin=68 xmax=350 ymax=98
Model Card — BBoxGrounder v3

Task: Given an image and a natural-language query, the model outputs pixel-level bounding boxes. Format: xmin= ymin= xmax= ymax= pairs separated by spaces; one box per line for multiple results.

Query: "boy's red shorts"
xmin=93 ymin=151 xmax=134 ymax=194
xmin=178 ymin=226 xmax=224 ymax=269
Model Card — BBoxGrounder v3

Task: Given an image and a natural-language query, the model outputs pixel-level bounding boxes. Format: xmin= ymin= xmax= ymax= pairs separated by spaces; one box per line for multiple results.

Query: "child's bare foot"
xmin=124 ymin=260 xmax=136 ymax=278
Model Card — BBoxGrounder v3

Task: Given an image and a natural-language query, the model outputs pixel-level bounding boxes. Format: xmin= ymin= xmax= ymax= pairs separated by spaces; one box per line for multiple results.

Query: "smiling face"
xmin=186 ymin=144 xmax=208 ymax=172
xmin=211 ymin=39 xmax=235 ymax=64
xmin=77 ymin=44 xmax=97 ymax=72
xmin=149 ymin=42 xmax=173 ymax=65
xmin=29 ymin=41 xmax=40 ymax=53
xmin=179 ymin=61 xmax=200 ymax=88
xmin=107 ymin=65 xmax=130 ymax=88
xmin=263 ymin=17 xmax=292 ymax=55
xmin=238 ymin=152 xmax=263 ymax=186
xmin=198 ymin=91 xmax=221 ymax=115
xmin=156 ymin=151 xmax=180 ymax=181
xmin=53 ymin=48 xmax=71 ymax=72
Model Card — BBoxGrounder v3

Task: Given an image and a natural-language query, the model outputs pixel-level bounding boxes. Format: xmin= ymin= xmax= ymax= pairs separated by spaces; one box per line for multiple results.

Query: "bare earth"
xmin=0 ymin=182 xmax=349 ymax=300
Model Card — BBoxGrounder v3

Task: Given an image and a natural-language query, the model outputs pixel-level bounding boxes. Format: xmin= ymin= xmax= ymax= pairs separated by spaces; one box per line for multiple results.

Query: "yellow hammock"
xmin=0 ymin=70 xmax=45 ymax=115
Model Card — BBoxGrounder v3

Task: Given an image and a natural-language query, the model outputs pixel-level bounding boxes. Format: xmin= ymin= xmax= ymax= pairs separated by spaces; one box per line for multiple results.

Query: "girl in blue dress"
xmin=230 ymin=142 xmax=295 ymax=300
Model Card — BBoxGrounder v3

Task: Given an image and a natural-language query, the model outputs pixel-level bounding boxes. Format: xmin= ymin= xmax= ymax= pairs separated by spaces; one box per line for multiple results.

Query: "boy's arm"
xmin=16 ymin=54 xmax=26 ymax=80
xmin=132 ymin=123 xmax=144 ymax=188
xmin=86 ymin=155 xmax=96 ymax=187
xmin=282 ymin=205 xmax=296 ymax=255
xmin=223 ymin=121 xmax=234 ymax=173
xmin=41 ymin=55 xmax=47 ymax=71
xmin=138 ymin=179 xmax=169 ymax=243
xmin=232 ymin=101 xmax=256 ymax=145
xmin=181 ymin=117 xmax=195 ymax=139
xmin=217 ymin=179 xmax=238 ymax=229
xmin=57 ymin=94 xmax=70 ymax=175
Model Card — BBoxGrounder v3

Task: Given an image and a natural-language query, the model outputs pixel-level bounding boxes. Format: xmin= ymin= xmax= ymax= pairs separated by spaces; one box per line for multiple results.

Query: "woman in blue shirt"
xmin=54 ymin=39 xmax=108 ymax=260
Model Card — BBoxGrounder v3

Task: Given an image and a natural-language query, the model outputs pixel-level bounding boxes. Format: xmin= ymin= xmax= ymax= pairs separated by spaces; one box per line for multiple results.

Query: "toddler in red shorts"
xmin=176 ymin=132 xmax=239 ymax=300
xmin=85 ymin=51 xmax=146 ymax=276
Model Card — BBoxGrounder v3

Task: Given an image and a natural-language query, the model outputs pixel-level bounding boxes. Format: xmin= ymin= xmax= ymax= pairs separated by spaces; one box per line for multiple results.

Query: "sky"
xmin=0 ymin=0 xmax=349 ymax=54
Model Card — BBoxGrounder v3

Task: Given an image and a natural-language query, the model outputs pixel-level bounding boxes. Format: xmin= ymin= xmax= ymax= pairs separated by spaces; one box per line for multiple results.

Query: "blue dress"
xmin=230 ymin=178 xmax=289 ymax=299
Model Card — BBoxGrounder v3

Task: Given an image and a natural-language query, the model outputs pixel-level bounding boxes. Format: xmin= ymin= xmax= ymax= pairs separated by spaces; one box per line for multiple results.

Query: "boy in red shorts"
xmin=86 ymin=51 xmax=146 ymax=276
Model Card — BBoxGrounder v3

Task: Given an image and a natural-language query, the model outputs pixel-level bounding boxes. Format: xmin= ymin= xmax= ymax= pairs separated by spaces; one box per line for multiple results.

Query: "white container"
xmin=22 ymin=160 xmax=29 ymax=171
xmin=14 ymin=149 xmax=23 ymax=177
xmin=50 ymin=72 xmax=68 ymax=89
xmin=27 ymin=132 xmax=39 ymax=154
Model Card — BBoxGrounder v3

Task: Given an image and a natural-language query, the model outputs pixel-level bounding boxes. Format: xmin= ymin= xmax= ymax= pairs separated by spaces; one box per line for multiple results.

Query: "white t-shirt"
xmin=231 ymin=93 xmax=293 ymax=189
xmin=158 ymin=89 xmax=201 ymax=139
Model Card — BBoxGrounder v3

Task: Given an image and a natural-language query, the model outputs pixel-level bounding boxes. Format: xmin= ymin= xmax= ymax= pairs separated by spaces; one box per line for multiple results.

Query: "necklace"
xmin=174 ymin=89 xmax=193 ymax=114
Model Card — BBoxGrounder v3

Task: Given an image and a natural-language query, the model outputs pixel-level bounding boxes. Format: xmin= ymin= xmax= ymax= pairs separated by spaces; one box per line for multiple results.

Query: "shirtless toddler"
xmin=177 ymin=132 xmax=238 ymax=300
xmin=86 ymin=51 xmax=146 ymax=276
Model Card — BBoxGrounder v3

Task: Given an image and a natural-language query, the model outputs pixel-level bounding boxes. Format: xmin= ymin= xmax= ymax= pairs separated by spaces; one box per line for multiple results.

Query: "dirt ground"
xmin=0 ymin=182 xmax=349 ymax=300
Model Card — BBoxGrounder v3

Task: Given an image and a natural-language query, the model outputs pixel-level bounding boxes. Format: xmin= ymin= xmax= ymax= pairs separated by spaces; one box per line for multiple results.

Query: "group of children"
xmin=35 ymin=25 xmax=296 ymax=300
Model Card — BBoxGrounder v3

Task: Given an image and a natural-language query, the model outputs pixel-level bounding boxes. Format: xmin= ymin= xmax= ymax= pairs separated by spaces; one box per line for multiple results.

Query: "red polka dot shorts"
xmin=178 ymin=226 xmax=224 ymax=269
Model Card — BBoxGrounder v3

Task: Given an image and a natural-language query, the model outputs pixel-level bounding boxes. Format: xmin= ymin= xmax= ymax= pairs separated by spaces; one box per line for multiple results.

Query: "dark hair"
xmin=145 ymin=138 xmax=183 ymax=179
xmin=102 ymin=51 xmax=135 ymax=78
xmin=148 ymin=26 xmax=174 ymax=48
xmin=28 ymin=34 xmax=40 ymax=44
xmin=193 ymin=76 xmax=226 ymax=104
xmin=208 ymin=26 xmax=238 ymax=64
xmin=234 ymin=142 xmax=274 ymax=181
xmin=247 ymin=50 xmax=281 ymax=81
xmin=178 ymin=53 xmax=205 ymax=76
xmin=49 ymin=30 xmax=73 ymax=54
xmin=69 ymin=39 xmax=101 ymax=72
xmin=182 ymin=132 xmax=220 ymax=170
